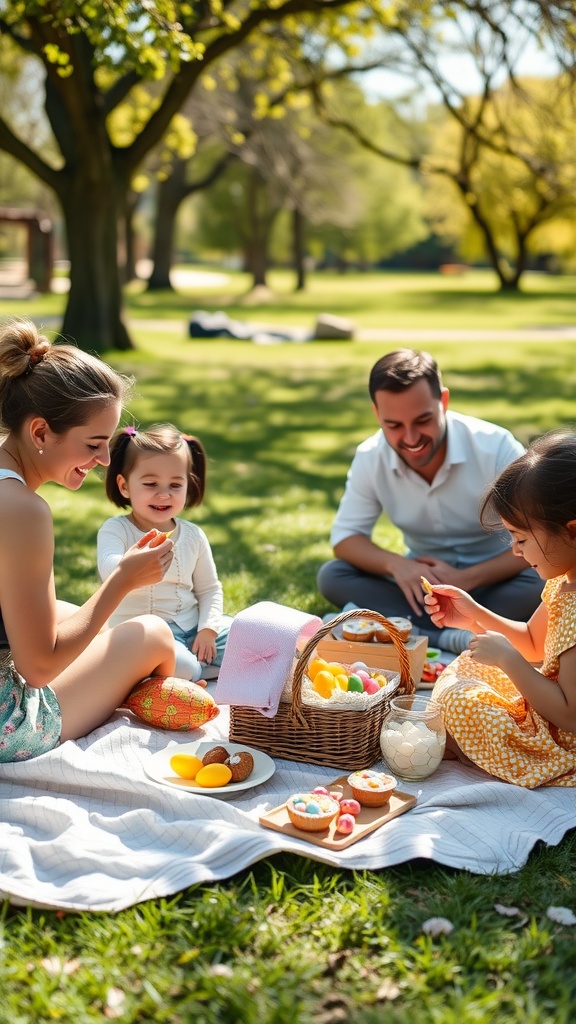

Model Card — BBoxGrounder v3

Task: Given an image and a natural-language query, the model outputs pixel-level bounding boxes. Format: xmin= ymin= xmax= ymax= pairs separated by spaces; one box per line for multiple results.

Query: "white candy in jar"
xmin=381 ymin=715 xmax=445 ymax=779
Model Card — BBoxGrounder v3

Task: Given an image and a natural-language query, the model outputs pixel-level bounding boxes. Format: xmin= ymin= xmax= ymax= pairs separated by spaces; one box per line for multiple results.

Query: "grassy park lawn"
xmin=2 ymin=272 xmax=576 ymax=1022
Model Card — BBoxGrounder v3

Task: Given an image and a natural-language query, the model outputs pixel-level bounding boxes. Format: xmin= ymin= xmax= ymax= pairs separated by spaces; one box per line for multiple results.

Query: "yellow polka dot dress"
xmin=431 ymin=576 xmax=576 ymax=788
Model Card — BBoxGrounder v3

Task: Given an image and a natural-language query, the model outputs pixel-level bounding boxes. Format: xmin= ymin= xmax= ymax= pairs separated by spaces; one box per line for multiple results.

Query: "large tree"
xmin=424 ymin=76 xmax=576 ymax=288
xmin=312 ymin=0 xmax=576 ymax=289
xmin=0 ymin=0 xmax=394 ymax=351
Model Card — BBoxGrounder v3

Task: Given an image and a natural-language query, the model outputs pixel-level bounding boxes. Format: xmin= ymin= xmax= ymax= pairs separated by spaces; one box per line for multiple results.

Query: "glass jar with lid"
xmin=380 ymin=695 xmax=446 ymax=780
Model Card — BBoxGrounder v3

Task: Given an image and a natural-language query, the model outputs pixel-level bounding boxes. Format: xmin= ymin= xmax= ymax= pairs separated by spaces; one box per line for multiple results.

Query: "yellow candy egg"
xmin=170 ymin=753 xmax=204 ymax=779
xmin=326 ymin=662 xmax=346 ymax=676
xmin=195 ymin=763 xmax=233 ymax=787
xmin=312 ymin=669 xmax=337 ymax=698
xmin=308 ymin=657 xmax=329 ymax=681
xmin=335 ymin=673 xmax=349 ymax=691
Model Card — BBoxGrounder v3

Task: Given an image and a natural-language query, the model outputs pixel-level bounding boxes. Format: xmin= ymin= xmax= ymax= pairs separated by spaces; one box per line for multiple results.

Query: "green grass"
xmin=2 ymin=266 xmax=576 ymax=331
xmin=2 ymin=272 xmax=576 ymax=1022
xmin=123 ymin=267 xmax=576 ymax=331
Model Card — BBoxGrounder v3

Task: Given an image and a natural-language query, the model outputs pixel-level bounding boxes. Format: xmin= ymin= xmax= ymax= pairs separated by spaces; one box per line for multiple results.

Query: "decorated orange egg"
xmin=124 ymin=676 xmax=220 ymax=731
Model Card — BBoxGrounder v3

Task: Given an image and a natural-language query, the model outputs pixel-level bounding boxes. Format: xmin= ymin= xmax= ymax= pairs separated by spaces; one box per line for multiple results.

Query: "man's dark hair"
xmin=368 ymin=349 xmax=443 ymax=402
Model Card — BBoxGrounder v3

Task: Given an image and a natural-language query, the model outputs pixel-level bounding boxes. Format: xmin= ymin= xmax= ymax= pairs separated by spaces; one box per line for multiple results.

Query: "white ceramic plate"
xmin=144 ymin=740 xmax=276 ymax=795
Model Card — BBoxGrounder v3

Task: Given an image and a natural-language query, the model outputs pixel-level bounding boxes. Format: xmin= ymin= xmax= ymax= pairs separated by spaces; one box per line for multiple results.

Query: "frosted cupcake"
xmin=286 ymin=792 xmax=340 ymax=832
xmin=347 ymin=770 xmax=397 ymax=807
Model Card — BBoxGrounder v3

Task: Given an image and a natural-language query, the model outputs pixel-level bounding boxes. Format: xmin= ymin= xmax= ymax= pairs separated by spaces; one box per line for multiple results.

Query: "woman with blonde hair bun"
xmin=0 ymin=317 xmax=178 ymax=761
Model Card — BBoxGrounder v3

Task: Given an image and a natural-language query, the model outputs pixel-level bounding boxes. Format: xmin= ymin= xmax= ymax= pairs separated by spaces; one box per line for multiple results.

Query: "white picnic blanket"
xmin=0 ymin=705 xmax=574 ymax=913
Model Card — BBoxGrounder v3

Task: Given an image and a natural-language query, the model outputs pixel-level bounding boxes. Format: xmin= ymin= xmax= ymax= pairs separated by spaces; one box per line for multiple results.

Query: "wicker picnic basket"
xmin=229 ymin=609 xmax=415 ymax=770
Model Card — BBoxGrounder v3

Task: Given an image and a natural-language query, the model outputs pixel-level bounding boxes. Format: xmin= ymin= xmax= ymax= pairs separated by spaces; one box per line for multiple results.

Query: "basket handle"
xmin=290 ymin=609 xmax=415 ymax=723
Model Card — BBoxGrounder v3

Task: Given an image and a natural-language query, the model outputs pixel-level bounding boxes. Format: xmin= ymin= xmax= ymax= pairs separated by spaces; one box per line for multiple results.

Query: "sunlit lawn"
xmin=2 ymin=272 xmax=576 ymax=1022
xmin=2 ymin=266 xmax=576 ymax=332
xmin=125 ymin=266 xmax=576 ymax=331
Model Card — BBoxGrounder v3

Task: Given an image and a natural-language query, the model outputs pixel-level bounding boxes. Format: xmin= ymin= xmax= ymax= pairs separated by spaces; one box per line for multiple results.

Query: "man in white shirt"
xmin=317 ymin=349 xmax=542 ymax=651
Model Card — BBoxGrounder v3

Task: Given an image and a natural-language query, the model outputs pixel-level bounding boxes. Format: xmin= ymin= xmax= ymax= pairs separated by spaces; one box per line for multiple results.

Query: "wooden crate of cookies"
xmin=317 ymin=613 xmax=428 ymax=683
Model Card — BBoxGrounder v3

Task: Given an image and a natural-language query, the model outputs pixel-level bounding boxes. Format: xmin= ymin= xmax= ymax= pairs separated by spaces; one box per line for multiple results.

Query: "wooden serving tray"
xmin=258 ymin=775 xmax=417 ymax=850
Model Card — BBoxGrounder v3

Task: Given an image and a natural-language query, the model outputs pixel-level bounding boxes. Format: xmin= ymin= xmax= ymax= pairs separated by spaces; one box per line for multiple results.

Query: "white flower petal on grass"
xmin=106 ymin=988 xmax=125 ymax=1008
xmin=547 ymin=906 xmax=576 ymax=925
xmin=494 ymin=903 xmax=520 ymax=917
xmin=208 ymin=964 xmax=234 ymax=978
xmin=104 ymin=988 xmax=126 ymax=1019
xmin=422 ymin=917 xmax=454 ymax=936
xmin=41 ymin=956 xmax=61 ymax=975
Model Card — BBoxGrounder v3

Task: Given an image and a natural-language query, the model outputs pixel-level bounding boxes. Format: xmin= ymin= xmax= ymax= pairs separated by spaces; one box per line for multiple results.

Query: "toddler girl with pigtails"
xmin=97 ymin=424 xmax=230 ymax=683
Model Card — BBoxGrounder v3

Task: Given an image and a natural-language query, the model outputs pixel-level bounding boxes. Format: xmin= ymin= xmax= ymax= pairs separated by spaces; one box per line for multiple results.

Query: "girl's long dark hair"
xmin=481 ymin=428 xmax=576 ymax=536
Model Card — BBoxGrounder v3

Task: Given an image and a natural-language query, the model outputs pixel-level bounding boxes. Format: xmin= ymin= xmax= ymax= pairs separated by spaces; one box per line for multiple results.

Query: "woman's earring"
xmin=38 ymin=449 xmax=43 ymax=455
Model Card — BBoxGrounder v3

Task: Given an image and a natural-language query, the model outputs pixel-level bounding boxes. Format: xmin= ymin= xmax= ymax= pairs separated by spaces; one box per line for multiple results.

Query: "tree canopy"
xmin=0 ymin=0 xmax=405 ymax=350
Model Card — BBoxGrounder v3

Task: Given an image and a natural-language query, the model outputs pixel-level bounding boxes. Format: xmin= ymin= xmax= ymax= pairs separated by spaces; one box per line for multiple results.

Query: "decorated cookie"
xmin=202 ymin=745 xmax=229 ymax=766
xmin=341 ymin=617 xmax=379 ymax=642
xmin=224 ymin=751 xmax=254 ymax=782
xmin=374 ymin=616 xmax=412 ymax=643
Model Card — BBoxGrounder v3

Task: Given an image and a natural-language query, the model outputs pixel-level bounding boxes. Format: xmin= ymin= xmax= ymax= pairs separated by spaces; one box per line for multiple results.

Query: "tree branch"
xmin=118 ymin=0 xmax=358 ymax=173
xmin=181 ymin=150 xmax=237 ymax=198
xmin=103 ymin=69 xmax=143 ymax=115
xmin=0 ymin=113 xmax=62 ymax=191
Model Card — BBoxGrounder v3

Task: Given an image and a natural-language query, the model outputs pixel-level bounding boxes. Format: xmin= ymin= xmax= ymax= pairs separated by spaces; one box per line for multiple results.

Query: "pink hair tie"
xmin=123 ymin=426 xmax=136 ymax=436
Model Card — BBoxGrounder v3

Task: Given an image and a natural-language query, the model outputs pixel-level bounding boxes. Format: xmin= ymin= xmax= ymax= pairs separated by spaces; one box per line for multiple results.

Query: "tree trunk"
xmin=246 ymin=240 xmax=268 ymax=287
xmin=121 ymin=192 xmax=139 ymax=285
xmin=60 ymin=173 xmax=133 ymax=352
xmin=293 ymin=207 xmax=306 ymax=292
xmin=147 ymin=159 xmax=188 ymax=290
xmin=464 ymin=191 xmax=525 ymax=293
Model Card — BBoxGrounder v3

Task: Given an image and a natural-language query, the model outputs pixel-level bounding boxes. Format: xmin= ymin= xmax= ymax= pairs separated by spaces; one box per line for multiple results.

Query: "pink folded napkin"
xmin=214 ymin=601 xmax=322 ymax=718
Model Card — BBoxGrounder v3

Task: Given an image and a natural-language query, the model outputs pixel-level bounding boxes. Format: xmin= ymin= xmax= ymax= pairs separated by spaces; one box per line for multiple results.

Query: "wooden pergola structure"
xmin=0 ymin=207 xmax=54 ymax=292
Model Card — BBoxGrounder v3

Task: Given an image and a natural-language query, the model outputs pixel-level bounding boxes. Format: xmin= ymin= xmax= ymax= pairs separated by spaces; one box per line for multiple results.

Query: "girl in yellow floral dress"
xmin=426 ymin=429 xmax=576 ymax=788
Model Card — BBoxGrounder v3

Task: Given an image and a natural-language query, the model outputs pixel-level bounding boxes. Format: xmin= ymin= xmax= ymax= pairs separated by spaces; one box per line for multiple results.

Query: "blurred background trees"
xmin=0 ymin=0 xmax=574 ymax=349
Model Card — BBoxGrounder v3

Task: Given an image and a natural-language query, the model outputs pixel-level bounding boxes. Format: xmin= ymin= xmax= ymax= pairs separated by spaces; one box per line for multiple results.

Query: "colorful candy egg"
xmin=347 ymin=674 xmax=364 ymax=692
xmin=363 ymin=678 xmax=380 ymax=695
xmin=339 ymin=798 xmax=361 ymax=816
xmin=336 ymin=813 xmax=355 ymax=834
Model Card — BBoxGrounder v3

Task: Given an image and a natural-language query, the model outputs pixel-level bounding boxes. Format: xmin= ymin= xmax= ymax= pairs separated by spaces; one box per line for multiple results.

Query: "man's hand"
xmin=386 ymin=553 xmax=440 ymax=615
